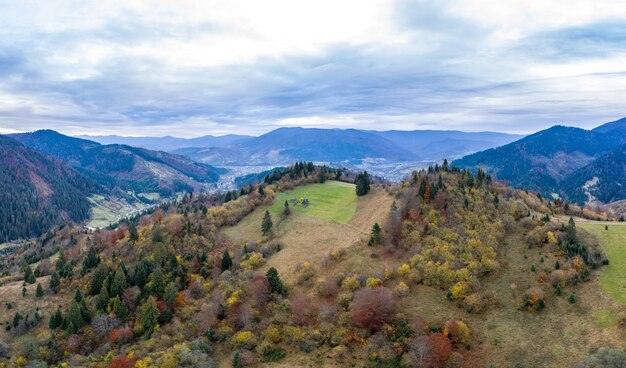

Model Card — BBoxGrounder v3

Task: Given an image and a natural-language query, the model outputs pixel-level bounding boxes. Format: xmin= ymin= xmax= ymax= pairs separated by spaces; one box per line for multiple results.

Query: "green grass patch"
xmin=139 ymin=192 xmax=161 ymax=201
xmin=579 ymin=223 xmax=626 ymax=304
xmin=269 ymin=181 xmax=357 ymax=224
xmin=592 ymin=309 xmax=618 ymax=328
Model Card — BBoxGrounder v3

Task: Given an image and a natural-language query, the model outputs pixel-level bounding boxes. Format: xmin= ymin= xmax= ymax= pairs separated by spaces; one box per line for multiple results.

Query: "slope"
xmin=11 ymin=130 xmax=225 ymax=196
xmin=0 ymin=135 xmax=98 ymax=241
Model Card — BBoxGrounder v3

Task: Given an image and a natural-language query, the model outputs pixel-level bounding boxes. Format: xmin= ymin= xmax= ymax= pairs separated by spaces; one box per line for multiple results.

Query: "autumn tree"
xmin=426 ymin=332 xmax=452 ymax=367
xmin=350 ymin=287 xmax=396 ymax=330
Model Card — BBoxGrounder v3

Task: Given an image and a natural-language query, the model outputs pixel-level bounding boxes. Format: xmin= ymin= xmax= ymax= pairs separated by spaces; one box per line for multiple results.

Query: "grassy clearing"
xmin=87 ymin=195 xmax=150 ymax=228
xmin=579 ymin=223 xmax=626 ymax=304
xmin=269 ymin=181 xmax=357 ymax=224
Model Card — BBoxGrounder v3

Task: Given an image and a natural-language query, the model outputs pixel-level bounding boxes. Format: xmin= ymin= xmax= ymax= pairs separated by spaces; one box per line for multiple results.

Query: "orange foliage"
xmin=106 ymin=355 xmax=137 ymax=368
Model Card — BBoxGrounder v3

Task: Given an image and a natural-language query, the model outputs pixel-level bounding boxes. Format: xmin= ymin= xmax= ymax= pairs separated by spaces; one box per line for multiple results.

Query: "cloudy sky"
xmin=0 ymin=0 xmax=626 ymax=137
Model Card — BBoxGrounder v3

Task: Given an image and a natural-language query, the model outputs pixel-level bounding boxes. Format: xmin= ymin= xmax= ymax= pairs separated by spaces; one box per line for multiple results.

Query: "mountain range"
xmin=81 ymin=127 xmax=523 ymax=166
xmin=10 ymin=130 xmax=225 ymax=197
xmin=454 ymin=117 xmax=626 ymax=205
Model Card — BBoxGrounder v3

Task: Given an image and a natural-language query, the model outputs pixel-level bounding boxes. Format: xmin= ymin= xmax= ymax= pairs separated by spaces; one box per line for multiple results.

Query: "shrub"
xmin=394 ymin=282 xmax=410 ymax=297
xmin=397 ymin=264 xmax=411 ymax=277
xmin=261 ymin=346 xmax=287 ymax=362
xmin=443 ymin=320 xmax=470 ymax=344
xmin=351 ymin=287 xmax=396 ymax=330
xmin=341 ymin=275 xmax=360 ymax=291
xmin=523 ymin=287 xmax=545 ymax=311
xmin=426 ymin=332 xmax=452 ymax=367
xmin=316 ymin=276 xmax=339 ymax=298
xmin=365 ymin=277 xmax=383 ymax=288
xmin=232 ymin=331 xmax=258 ymax=349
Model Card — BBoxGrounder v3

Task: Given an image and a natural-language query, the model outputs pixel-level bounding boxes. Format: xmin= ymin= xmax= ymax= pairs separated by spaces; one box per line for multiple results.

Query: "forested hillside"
xmin=0 ymin=162 xmax=614 ymax=367
xmin=11 ymin=130 xmax=224 ymax=196
xmin=0 ymin=135 xmax=99 ymax=242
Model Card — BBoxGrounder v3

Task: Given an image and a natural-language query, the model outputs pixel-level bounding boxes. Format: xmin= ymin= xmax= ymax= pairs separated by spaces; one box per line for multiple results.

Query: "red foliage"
xmin=106 ymin=355 xmax=137 ymax=368
xmin=318 ymin=276 xmax=339 ymax=298
xmin=110 ymin=328 xmax=133 ymax=345
xmin=291 ymin=294 xmax=317 ymax=325
xmin=350 ymin=287 xmax=396 ymax=330
xmin=247 ymin=275 xmax=271 ymax=309
xmin=426 ymin=332 xmax=452 ymax=367
xmin=156 ymin=299 xmax=168 ymax=314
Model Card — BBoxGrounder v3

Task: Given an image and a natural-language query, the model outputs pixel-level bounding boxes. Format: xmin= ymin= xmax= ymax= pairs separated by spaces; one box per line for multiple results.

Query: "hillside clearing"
xmin=269 ymin=181 xmax=357 ymax=224
xmin=579 ymin=223 xmax=626 ymax=304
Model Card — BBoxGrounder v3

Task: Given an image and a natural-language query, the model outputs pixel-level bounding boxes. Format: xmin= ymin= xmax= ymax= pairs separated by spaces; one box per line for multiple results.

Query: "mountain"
xmin=371 ymin=130 xmax=523 ymax=160
xmin=592 ymin=116 xmax=626 ymax=133
xmin=78 ymin=134 xmax=253 ymax=151
xmin=0 ymin=135 xmax=99 ymax=241
xmin=171 ymin=127 xmax=522 ymax=167
xmin=561 ymin=144 xmax=626 ymax=204
xmin=453 ymin=120 xmax=626 ymax=203
xmin=11 ymin=130 xmax=225 ymax=196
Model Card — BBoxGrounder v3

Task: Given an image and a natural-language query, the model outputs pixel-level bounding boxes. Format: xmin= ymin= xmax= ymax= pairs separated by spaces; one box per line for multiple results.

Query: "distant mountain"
xmin=562 ymin=144 xmax=626 ymax=204
xmin=454 ymin=120 xmax=626 ymax=204
xmin=371 ymin=130 xmax=523 ymax=160
xmin=592 ymin=116 xmax=626 ymax=133
xmin=79 ymin=134 xmax=253 ymax=151
xmin=11 ymin=130 xmax=225 ymax=196
xmin=0 ymin=135 xmax=99 ymax=241
xmin=170 ymin=127 xmax=522 ymax=167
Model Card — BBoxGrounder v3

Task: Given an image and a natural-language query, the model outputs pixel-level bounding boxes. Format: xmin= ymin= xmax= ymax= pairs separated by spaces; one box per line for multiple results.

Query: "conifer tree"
xmin=150 ymin=268 xmax=165 ymax=298
xmin=48 ymin=307 xmax=62 ymax=330
xmin=128 ymin=222 xmax=139 ymax=242
xmin=97 ymin=282 xmax=110 ymax=312
xmin=368 ymin=223 xmax=382 ymax=246
xmin=266 ymin=267 xmax=286 ymax=296
xmin=110 ymin=268 xmax=128 ymax=297
xmin=283 ymin=200 xmax=291 ymax=216
xmin=139 ymin=296 xmax=160 ymax=338
xmin=355 ymin=172 xmax=371 ymax=196
xmin=36 ymin=283 xmax=43 ymax=298
xmin=221 ymin=250 xmax=233 ymax=272
xmin=24 ymin=264 xmax=36 ymax=284
xmin=262 ymin=210 xmax=273 ymax=236
xmin=49 ymin=271 xmax=61 ymax=294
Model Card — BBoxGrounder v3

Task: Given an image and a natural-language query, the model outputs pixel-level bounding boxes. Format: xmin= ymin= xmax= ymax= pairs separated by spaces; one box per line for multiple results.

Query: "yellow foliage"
xmin=546 ymin=231 xmax=557 ymax=245
xmin=450 ymin=281 xmax=471 ymax=299
xmin=384 ymin=268 xmax=394 ymax=280
xmin=227 ymin=290 xmax=241 ymax=306
xmin=265 ymin=325 xmax=282 ymax=343
xmin=241 ymin=251 xmax=264 ymax=269
xmin=341 ymin=275 xmax=360 ymax=291
xmin=232 ymin=331 xmax=258 ymax=348
xmin=365 ymin=277 xmax=383 ymax=288
xmin=443 ymin=320 xmax=470 ymax=343
xmin=134 ymin=357 xmax=153 ymax=368
xmin=571 ymin=256 xmax=585 ymax=274
xmin=394 ymin=281 xmax=410 ymax=297
xmin=397 ymin=264 xmax=411 ymax=277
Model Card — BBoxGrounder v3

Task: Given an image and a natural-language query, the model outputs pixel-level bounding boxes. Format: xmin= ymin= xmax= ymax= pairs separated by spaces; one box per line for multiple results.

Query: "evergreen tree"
xmin=66 ymin=300 xmax=85 ymax=333
xmin=81 ymin=246 xmax=100 ymax=275
xmin=74 ymin=289 xmax=83 ymax=303
xmin=110 ymin=268 xmax=128 ymax=297
xmin=36 ymin=283 xmax=43 ymax=298
xmin=283 ymin=200 xmax=291 ymax=216
xmin=164 ymin=282 xmax=178 ymax=305
xmin=566 ymin=217 xmax=577 ymax=245
xmin=139 ymin=296 xmax=160 ymax=338
xmin=24 ymin=264 xmax=36 ymax=284
xmin=368 ymin=223 xmax=382 ymax=246
xmin=89 ymin=264 xmax=108 ymax=295
xmin=150 ymin=268 xmax=165 ymax=298
xmin=266 ymin=267 xmax=286 ymax=296
xmin=13 ymin=312 xmax=23 ymax=328
xmin=262 ymin=210 xmax=273 ymax=236
xmin=134 ymin=261 xmax=150 ymax=288
xmin=22 ymin=286 xmax=26 ymax=297
xmin=355 ymin=172 xmax=371 ymax=196
xmin=221 ymin=250 xmax=233 ymax=272
xmin=97 ymin=282 xmax=110 ymax=312
xmin=128 ymin=222 xmax=139 ymax=242
xmin=258 ymin=184 xmax=265 ymax=197
xmin=49 ymin=271 xmax=61 ymax=294
xmin=48 ymin=307 xmax=62 ymax=330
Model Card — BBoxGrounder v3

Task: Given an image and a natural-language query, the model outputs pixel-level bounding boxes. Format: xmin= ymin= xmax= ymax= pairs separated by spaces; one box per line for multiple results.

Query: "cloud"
xmin=0 ymin=0 xmax=625 ymax=136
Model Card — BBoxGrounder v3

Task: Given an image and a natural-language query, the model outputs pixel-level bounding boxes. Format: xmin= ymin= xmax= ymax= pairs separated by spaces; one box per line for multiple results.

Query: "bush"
xmin=261 ymin=346 xmax=287 ymax=362
xmin=351 ymin=287 xmax=396 ymax=330
xmin=232 ymin=331 xmax=258 ymax=349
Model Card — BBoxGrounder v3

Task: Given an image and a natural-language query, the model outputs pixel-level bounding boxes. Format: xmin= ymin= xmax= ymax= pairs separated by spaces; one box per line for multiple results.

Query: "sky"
xmin=1 ymin=0 xmax=626 ymax=137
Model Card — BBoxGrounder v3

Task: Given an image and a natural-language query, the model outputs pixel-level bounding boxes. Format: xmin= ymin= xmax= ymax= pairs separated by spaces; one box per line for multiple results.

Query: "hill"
xmin=561 ymin=144 xmax=626 ymax=204
xmin=453 ymin=125 xmax=624 ymax=198
xmin=79 ymin=134 xmax=252 ymax=151
xmin=0 ymin=135 xmax=99 ymax=241
xmin=1 ymin=163 xmax=622 ymax=367
xmin=11 ymin=130 xmax=225 ymax=196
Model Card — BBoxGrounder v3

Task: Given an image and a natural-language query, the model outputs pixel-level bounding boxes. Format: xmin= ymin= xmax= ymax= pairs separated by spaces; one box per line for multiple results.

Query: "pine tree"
xmin=128 ymin=222 xmax=139 ymax=242
xmin=368 ymin=223 xmax=381 ymax=246
xmin=355 ymin=172 xmax=371 ymax=196
xmin=66 ymin=300 xmax=85 ymax=333
xmin=566 ymin=217 xmax=577 ymax=245
xmin=89 ymin=264 xmax=108 ymax=295
xmin=266 ymin=267 xmax=286 ymax=296
xmin=258 ymin=184 xmax=265 ymax=197
xmin=24 ymin=265 xmax=36 ymax=284
xmin=49 ymin=271 xmax=61 ymax=294
xmin=22 ymin=286 xmax=26 ymax=297
xmin=262 ymin=210 xmax=273 ymax=236
xmin=36 ymin=283 xmax=43 ymax=298
xmin=283 ymin=200 xmax=291 ymax=216
xmin=48 ymin=307 xmax=62 ymax=330
xmin=110 ymin=268 xmax=128 ymax=297
xmin=139 ymin=296 xmax=160 ymax=338
xmin=97 ymin=282 xmax=110 ymax=312
xmin=150 ymin=268 xmax=165 ymax=298
xmin=221 ymin=250 xmax=233 ymax=272
xmin=164 ymin=282 xmax=178 ymax=305
xmin=74 ymin=289 xmax=83 ymax=303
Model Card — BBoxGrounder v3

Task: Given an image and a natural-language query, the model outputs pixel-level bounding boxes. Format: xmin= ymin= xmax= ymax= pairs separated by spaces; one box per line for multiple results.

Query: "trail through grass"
xmin=579 ymin=223 xmax=626 ymax=304
xmin=269 ymin=181 xmax=357 ymax=224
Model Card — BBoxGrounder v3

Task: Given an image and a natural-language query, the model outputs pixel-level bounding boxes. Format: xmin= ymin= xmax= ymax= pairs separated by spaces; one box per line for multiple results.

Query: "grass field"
xmin=579 ymin=223 xmax=626 ymax=304
xmin=269 ymin=181 xmax=357 ymax=224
